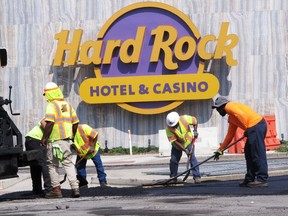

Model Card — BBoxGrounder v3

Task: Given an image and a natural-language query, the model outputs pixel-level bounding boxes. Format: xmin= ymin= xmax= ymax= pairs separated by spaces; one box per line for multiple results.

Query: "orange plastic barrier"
xmin=264 ymin=115 xmax=281 ymax=151
xmin=227 ymin=115 xmax=280 ymax=154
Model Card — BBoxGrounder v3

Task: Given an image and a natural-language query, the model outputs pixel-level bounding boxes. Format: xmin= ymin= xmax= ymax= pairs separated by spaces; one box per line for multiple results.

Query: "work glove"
xmin=193 ymin=130 xmax=199 ymax=138
xmin=214 ymin=149 xmax=223 ymax=161
xmin=185 ymin=149 xmax=191 ymax=156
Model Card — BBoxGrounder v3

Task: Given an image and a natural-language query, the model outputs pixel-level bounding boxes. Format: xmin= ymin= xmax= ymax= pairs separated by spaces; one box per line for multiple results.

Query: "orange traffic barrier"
xmin=227 ymin=115 xmax=280 ymax=154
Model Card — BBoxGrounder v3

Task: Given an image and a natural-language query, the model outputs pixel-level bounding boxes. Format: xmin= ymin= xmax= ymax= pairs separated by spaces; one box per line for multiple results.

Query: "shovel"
xmin=183 ymin=138 xmax=196 ymax=182
xmin=152 ymin=135 xmax=245 ymax=186
xmin=60 ymin=153 xmax=87 ymax=184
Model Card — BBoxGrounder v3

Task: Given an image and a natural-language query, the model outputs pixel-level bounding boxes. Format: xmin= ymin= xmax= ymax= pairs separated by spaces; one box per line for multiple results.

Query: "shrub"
xmin=102 ymin=145 xmax=159 ymax=155
xmin=275 ymin=144 xmax=288 ymax=152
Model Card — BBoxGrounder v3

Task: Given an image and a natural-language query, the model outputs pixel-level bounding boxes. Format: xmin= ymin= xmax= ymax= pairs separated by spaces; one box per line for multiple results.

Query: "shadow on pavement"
xmin=0 ymin=175 xmax=288 ymax=202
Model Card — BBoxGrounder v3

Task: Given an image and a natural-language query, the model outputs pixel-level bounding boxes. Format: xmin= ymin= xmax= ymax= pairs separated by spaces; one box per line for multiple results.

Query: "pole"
xmin=128 ymin=129 xmax=132 ymax=155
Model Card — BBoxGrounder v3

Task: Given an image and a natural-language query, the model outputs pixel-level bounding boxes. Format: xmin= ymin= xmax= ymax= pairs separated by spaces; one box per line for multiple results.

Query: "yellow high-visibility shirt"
xmin=166 ymin=115 xmax=197 ymax=149
xmin=25 ymin=123 xmax=43 ymax=140
xmin=73 ymin=124 xmax=100 ymax=159
xmin=45 ymin=99 xmax=79 ymax=142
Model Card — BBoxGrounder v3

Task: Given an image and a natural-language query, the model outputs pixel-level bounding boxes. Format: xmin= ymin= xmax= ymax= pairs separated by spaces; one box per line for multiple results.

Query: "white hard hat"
xmin=44 ymin=82 xmax=58 ymax=91
xmin=166 ymin=112 xmax=179 ymax=127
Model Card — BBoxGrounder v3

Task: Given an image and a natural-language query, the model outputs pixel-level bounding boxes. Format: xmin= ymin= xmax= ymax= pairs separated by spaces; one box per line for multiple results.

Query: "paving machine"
xmin=0 ymin=48 xmax=39 ymax=179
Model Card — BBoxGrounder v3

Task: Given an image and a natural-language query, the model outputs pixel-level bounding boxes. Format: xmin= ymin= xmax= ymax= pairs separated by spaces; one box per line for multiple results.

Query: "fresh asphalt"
xmin=1 ymin=152 xmax=287 ymax=191
xmin=0 ymin=152 xmax=288 ymax=216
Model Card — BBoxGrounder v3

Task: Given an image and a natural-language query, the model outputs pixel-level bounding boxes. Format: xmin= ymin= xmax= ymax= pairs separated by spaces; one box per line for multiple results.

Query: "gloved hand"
xmin=193 ymin=130 xmax=199 ymax=138
xmin=244 ymin=131 xmax=248 ymax=137
xmin=214 ymin=149 xmax=223 ymax=161
xmin=185 ymin=149 xmax=191 ymax=156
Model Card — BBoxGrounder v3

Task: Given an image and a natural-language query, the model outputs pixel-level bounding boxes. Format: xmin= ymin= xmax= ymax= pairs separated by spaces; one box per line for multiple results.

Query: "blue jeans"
xmin=170 ymin=143 xmax=200 ymax=179
xmin=76 ymin=149 xmax=107 ymax=184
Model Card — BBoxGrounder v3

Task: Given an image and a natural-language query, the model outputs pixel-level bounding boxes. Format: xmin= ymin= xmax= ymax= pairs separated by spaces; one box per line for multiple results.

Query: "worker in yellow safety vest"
xmin=41 ymin=82 xmax=80 ymax=198
xmin=25 ymin=118 xmax=52 ymax=196
xmin=166 ymin=111 xmax=201 ymax=184
xmin=72 ymin=124 xmax=107 ymax=188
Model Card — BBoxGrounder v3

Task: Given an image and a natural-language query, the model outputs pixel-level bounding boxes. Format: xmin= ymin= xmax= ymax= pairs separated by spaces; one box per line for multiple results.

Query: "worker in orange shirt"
xmin=212 ymin=96 xmax=268 ymax=188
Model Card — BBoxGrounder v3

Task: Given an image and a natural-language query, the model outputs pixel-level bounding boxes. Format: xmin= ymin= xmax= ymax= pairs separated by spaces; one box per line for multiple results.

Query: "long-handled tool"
xmin=60 ymin=153 xmax=87 ymax=184
xmin=183 ymin=138 xmax=196 ymax=182
xmin=146 ymin=136 xmax=245 ymax=186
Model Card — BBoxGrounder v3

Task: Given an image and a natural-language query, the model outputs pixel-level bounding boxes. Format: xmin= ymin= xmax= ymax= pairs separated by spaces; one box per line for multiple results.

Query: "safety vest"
xmin=73 ymin=124 xmax=100 ymax=159
xmin=25 ymin=122 xmax=43 ymax=140
xmin=45 ymin=99 xmax=79 ymax=142
xmin=166 ymin=115 xmax=196 ymax=149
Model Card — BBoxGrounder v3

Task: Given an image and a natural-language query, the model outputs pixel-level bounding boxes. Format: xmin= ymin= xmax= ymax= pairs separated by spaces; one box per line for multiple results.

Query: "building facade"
xmin=0 ymin=0 xmax=287 ymax=154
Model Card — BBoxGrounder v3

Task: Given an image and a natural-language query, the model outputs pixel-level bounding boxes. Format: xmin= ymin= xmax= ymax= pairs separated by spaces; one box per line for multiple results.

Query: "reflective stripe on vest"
xmin=74 ymin=125 xmax=99 ymax=159
xmin=78 ymin=125 xmax=90 ymax=152
xmin=167 ymin=116 xmax=193 ymax=144
xmin=50 ymin=101 xmax=73 ymax=139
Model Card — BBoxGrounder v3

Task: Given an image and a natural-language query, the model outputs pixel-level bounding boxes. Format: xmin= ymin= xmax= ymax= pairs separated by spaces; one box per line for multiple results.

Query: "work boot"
xmin=77 ymin=175 xmax=88 ymax=189
xmin=100 ymin=181 xmax=108 ymax=187
xmin=169 ymin=177 xmax=178 ymax=184
xmin=71 ymin=188 xmax=80 ymax=198
xmin=239 ymin=179 xmax=251 ymax=187
xmin=247 ymin=180 xmax=269 ymax=188
xmin=45 ymin=186 xmax=62 ymax=198
xmin=194 ymin=177 xmax=201 ymax=184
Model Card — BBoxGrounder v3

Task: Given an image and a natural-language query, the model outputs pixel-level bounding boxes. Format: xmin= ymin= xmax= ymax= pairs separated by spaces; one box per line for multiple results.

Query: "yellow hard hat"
xmin=43 ymin=82 xmax=63 ymax=101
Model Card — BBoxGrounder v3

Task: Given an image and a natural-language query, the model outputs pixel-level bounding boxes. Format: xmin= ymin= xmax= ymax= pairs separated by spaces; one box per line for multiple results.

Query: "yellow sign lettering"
xmin=174 ymin=36 xmax=196 ymax=61
xmin=150 ymin=25 xmax=178 ymax=70
xmin=80 ymin=40 xmax=103 ymax=65
xmin=198 ymin=35 xmax=216 ymax=60
xmin=103 ymin=40 xmax=121 ymax=64
xmin=120 ymin=26 xmax=146 ymax=63
xmin=53 ymin=29 xmax=82 ymax=66
xmin=53 ymin=23 xmax=238 ymax=68
xmin=214 ymin=22 xmax=239 ymax=66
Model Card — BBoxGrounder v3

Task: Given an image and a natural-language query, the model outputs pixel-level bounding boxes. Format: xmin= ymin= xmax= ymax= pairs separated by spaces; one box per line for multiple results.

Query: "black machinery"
xmin=0 ymin=87 xmax=23 ymax=179
xmin=0 ymin=48 xmax=39 ymax=179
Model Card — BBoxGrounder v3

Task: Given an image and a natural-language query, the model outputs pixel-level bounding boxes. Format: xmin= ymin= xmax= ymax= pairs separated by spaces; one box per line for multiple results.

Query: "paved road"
xmin=0 ymin=175 xmax=288 ymax=215
xmin=0 ymin=155 xmax=288 ymax=215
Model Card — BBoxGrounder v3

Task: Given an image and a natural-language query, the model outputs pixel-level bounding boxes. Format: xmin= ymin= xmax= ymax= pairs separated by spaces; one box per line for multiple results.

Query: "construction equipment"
xmin=0 ymin=48 xmax=40 ymax=179
xmin=183 ymin=138 xmax=196 ymax=182
xmin=0 ymin=48 xmax=7 ymax=67
xmin=60 ymin=153 xmax=88 ymax=184
xmin=143 ymin=136 xmax=245 ymax=187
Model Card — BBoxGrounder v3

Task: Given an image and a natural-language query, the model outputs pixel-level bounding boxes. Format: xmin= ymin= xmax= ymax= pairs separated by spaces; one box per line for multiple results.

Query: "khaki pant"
xmin=47 ymin=139 xmax=79 ymax=189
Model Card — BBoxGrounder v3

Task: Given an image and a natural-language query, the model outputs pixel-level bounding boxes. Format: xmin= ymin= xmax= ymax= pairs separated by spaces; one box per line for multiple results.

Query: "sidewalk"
xmin=92 ymin=151 xmax=288 ymax=186
xmin=0 ymin=151 xmax=287 ymax=193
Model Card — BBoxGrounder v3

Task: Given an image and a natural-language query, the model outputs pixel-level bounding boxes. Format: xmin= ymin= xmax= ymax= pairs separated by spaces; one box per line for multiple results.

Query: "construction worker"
xmin=212 ymin=96 xmax=268 ymax=187
xmin=25 ymin=119 xmax=52 ymax=196
xmin=72 ymin=124 xmax=107 ymax=188
xmin=40 ymin=82 xmax=80 ymax=198
xmin=166 ymin=111 xmax=201 ymax=184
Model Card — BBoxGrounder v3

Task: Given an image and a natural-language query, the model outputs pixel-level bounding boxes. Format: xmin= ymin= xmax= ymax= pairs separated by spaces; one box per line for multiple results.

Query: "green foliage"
xmin=103 ymin=145 xmax=159 ymax=155
xmin=107 ymin=147 xmax=130 ymax=154
xmin=275 ymin=143 xmax=288 ymax=152
xmin=275 ymin=140 xmax=288 ymax=152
